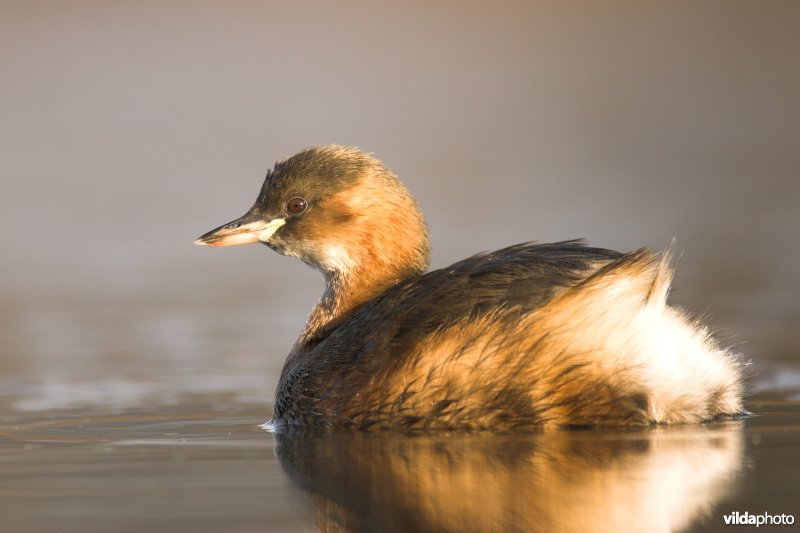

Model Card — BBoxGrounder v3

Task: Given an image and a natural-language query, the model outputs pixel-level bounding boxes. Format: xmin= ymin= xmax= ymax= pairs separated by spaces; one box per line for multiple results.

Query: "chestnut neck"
xmin=299 ymin=258 xmax=425 ymax=345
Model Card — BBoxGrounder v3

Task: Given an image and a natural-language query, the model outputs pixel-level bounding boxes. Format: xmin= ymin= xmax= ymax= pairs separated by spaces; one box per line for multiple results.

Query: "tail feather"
xmin=645 ymin=239 xmax=677 ymax=314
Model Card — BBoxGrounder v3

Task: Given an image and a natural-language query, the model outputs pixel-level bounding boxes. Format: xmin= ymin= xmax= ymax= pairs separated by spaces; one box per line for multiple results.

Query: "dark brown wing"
xmin=274 ymin=240 xmax=622 ymax=426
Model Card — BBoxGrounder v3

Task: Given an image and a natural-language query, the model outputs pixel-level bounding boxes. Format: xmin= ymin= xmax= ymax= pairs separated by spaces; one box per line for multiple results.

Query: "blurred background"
xmin=1 ymin=0 xmax=798 ymax=412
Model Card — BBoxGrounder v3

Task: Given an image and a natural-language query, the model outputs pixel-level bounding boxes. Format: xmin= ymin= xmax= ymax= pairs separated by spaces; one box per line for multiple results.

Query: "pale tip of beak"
xmin=194 ymin=238 xmax=209 ymax=246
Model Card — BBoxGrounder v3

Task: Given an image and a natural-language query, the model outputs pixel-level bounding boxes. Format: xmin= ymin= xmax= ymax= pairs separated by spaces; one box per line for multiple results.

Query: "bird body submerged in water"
xmin=196 ymin=146 xmax=743 ymax=430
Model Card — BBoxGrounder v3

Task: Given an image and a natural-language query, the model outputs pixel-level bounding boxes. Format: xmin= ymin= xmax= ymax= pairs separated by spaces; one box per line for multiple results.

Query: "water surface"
xmin=1 ymin=395 xmax=797 ymax=532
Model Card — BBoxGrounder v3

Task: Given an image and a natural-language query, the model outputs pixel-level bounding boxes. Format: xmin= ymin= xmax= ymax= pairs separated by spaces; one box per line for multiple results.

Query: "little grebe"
xmin=196 ymin=146 xmax=743 ymax=429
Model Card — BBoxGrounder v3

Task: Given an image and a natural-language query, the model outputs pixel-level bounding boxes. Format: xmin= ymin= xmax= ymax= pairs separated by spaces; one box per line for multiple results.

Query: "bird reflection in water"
xmin=274 ymin=423 xmax=743 ymax=532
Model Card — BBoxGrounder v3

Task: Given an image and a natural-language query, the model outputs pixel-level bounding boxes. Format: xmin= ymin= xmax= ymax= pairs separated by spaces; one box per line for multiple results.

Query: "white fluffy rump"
xmin=544 ymin=247 xmax=744 ymax=423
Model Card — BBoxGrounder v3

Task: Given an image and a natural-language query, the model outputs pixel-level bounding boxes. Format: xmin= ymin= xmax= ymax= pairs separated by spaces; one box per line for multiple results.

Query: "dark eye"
xmin=286 ymin=197 xmax=308 ymax=214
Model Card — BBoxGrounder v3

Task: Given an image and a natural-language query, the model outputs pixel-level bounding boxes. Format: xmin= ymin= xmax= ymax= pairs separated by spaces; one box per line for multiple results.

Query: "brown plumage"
xmin=196 ymin=145 xmax=744 ymax=430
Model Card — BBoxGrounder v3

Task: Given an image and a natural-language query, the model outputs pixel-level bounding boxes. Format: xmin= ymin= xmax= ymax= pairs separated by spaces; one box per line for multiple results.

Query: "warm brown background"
xmin=1 ymin=1 xmax=798 ymax=409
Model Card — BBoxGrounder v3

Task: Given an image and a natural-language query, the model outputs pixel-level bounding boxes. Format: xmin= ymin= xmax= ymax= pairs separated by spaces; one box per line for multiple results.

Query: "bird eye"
xmin=286 ymin=197 xmax=308 ymax=214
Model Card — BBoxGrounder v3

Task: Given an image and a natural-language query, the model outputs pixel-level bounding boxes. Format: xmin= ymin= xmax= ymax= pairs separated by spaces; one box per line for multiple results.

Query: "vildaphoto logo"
xmin=723 ymin=511 xmax=795 ymax=527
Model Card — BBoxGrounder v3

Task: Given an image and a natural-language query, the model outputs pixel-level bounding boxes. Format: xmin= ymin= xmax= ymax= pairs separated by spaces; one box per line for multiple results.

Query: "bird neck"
xmin=299 ymin=256 xmax=423 ymax=344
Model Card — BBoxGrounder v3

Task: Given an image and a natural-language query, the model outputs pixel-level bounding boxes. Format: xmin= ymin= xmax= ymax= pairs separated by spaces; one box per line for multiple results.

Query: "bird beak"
xmin=194 ymin=212 xmax=286 ymax=247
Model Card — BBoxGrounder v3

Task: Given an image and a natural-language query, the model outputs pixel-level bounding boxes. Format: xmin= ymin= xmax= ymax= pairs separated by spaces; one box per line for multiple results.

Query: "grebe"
xmin=196 ymin=146 xmax=743 ymax=429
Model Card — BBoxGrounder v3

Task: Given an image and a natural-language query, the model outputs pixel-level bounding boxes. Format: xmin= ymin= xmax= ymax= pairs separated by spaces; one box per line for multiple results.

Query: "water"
xmin=0 ymin=402 xmax=304 ymax=532
xmin=1 ymin=395 xmax=798 ymax=532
